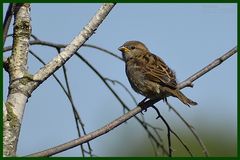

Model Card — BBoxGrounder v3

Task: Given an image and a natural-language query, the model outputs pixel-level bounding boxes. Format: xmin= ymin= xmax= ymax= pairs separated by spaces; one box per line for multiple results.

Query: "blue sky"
xmin=3 ymin=3 xmax=237 ymax=156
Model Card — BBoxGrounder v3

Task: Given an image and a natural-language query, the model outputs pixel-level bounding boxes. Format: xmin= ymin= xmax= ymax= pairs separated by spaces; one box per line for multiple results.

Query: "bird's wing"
xmin=143 ymin=53 xmax=177 ymax=89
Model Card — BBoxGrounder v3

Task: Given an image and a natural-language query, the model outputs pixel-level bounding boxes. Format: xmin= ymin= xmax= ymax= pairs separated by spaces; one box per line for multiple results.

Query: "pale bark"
xmin=4 ymin=3 xmax=31 ymax=156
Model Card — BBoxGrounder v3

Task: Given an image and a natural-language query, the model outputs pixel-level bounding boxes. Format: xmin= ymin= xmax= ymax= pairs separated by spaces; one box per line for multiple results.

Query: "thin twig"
xmin=150 ymin=105 xmax=172 ymax=156
xmin=151 ymin=105 xmax=193 ymax=157
xmin=104 ymin=77 xmax=138 ymax=105
xmin=3 ymin=3 xmax=13 ymax=45
xmin=30 ymin=34 xmax=40 ymax=40
xmin=149 ymin=136 xmax=158 ymax=156
xmin=83 ymin=44 xmax=123 ymax=61
xmin=165 ymin=101 xmax=209 ymax=156
xmin=62 ymin=62 xmax=93 ymax=157
xmin=4 ymin=39 xmax=122 ymax=61
xmin=6 ymin=33 xmax=40 ymax=41
xmin=61 ymin=60 xmax=85 ymax=157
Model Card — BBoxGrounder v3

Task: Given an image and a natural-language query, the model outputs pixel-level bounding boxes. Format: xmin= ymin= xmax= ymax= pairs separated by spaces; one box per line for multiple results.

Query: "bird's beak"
xmin=118 ymin=46 xmax=129 ymax=53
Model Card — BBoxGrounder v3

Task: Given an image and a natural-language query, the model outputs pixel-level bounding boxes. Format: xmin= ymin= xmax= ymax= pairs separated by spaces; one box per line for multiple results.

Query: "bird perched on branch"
xmin=118 ymin=41 xmax=197 ymax=107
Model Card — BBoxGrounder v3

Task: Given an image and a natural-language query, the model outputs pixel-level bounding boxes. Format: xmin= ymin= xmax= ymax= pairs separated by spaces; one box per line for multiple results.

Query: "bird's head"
xmin=118 ymin=41 xmax=149 ymax=61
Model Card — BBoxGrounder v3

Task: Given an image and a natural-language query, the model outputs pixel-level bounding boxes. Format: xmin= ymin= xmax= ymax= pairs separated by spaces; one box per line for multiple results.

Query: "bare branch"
xmin=62 ymin=64 xmax=93 ymax=157
xmin=3 ymin=3 xmax=13 ymax=45
xmin=84 ymin=44 xmax=123 ymax=61
xmin=104 ymin=77 xmax=138 ymax=104
xmin=178 ymin=46 xmax=237 ymax=89
xmin=60 ymin=50 xmax=86 ymax=157
xmin=5 ymin=33 xmax=40 ymax=41
xmin=4 ymin=39 xmax=122 ymax=61
xmin=26 ymin=46 xmax=236 ymax=157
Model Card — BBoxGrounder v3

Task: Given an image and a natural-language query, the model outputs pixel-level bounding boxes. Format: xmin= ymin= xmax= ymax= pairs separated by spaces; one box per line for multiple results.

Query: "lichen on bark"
xmin=5 ymin=102 xmax=20 ymax=128
xmin=3 ymin=102 xmax=21 ymax=156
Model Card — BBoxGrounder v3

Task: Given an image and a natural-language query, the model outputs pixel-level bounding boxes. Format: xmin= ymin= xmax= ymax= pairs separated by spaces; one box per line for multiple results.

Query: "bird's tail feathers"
xmin=171 ymin=89 xmax=198 ymax=107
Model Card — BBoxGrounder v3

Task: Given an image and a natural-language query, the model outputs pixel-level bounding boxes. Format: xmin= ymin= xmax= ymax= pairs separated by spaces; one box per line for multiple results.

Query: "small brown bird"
xmin=118 ymin=41 xmax=197 ymax=106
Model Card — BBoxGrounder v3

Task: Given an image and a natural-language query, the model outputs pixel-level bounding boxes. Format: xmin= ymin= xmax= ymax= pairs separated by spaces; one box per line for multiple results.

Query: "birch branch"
xmin=29 ymin=3 xmax=115 ymax=92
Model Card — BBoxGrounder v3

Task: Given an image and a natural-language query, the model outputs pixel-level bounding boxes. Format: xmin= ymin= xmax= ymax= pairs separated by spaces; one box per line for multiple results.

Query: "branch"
xmin=26 ymin=47 xmax=237 ymax=157
xmin=4 ymin=39 xmax=122 ymax=61
xmin=177 ymin=46 xmax=237 ymax=89
xmin=104 ymin=77 xmax=138 ymax=105
xmin=3 ymin=3 xmax=13 ymax=45
xmin=83 ymin=44 xmax=123 ymax=61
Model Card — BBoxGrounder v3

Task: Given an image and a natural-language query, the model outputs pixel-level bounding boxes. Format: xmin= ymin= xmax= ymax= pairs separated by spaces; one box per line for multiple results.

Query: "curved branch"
xmin=83 ymin=44 xmax=123 ymax=61
xmin=104 ymin=77 xmax=138 ymax=105
xmin=4 ymin=39 xmax=122 ymax=61
xmin=26 ymin=46 xmax=237 ymax=157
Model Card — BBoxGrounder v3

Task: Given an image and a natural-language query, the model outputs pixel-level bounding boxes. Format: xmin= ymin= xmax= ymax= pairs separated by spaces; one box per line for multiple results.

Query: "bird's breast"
xmin=125 ymin=62 xmax=161 ymax=98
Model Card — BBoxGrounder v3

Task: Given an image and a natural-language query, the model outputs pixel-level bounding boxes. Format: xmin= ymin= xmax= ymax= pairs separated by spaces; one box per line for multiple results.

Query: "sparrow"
xmin=118 ymin=41 xmax=197 ymax=107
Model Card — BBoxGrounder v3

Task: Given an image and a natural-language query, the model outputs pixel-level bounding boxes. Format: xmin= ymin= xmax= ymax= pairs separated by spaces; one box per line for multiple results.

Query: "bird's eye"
xmin=130 ymin=46 xmax=136 ymax=50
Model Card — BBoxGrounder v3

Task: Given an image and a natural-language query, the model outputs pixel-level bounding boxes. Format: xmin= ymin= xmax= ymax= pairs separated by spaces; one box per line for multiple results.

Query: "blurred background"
xmin=3 ymin=3 xmax=237 ymax=156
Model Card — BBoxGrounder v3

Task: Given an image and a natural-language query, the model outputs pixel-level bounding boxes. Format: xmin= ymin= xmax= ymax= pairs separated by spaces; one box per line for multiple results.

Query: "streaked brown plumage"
xmin=118 ymin=41 xmax=197 ymax=106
